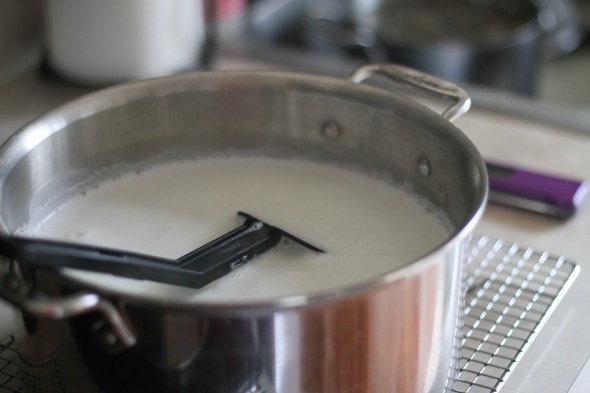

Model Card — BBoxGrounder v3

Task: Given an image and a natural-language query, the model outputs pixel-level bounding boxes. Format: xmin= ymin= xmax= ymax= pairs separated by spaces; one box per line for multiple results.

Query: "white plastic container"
xmin=45 ymin=0 xmax=207 ymax=86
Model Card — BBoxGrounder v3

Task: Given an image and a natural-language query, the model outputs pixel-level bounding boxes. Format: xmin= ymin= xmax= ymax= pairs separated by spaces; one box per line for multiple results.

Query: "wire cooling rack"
xmin=447 ymin=235 xmax=580 ymax=393
xmin=0 ymin=235 xmax=580 ymax=393
xmin=0 ymin=336 xmax=20 ymax=392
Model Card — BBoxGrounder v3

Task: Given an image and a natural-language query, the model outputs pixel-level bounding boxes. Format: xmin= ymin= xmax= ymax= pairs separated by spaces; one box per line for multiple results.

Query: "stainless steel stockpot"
xmin=0 ymin=64 xmax=487 ymax=393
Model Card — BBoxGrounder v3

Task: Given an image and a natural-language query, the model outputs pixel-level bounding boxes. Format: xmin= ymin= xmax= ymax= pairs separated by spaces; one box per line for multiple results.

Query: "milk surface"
xmin=30 ymin=156 xmax=451 ymax=302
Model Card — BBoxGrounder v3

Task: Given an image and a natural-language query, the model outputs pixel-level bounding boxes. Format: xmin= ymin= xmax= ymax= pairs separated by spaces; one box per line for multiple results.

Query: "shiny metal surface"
xmin=448 ymin=235 xmax=580 ymax=393
xmin=0 ymin=68 xmax=487 ymax=392
xmin=350 ymin=64 xmax=472 ymax=121
xmin=0 ymin=235 xmax=580 ymax=393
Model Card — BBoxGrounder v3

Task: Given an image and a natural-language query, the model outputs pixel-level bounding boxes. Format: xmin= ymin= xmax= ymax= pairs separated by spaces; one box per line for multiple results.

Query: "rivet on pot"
xmin=418 ymin=158 xmax=431 ymax=177
xmin=321 ymin=121 xmax=341 ymax=139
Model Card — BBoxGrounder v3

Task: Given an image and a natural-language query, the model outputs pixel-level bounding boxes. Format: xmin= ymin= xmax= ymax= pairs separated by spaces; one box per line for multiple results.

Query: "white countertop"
xmin=0 ymin=54 xmax=589 ymax=393
xmin=457 ymin=108 xmax=590 ymax=393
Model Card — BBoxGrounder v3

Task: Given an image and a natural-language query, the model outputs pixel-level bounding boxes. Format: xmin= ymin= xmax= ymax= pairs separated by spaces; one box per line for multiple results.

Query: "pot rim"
xmin=0 ymin=69 xmax=488 ymax=313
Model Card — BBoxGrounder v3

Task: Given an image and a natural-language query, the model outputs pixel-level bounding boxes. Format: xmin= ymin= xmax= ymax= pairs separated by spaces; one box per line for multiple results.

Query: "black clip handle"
xmin=0 ymin=212 xmax=323 ymax=289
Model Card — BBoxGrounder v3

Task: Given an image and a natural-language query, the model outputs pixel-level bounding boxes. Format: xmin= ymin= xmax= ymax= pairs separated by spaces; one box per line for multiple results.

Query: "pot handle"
xmin=0 ymin=270 xmax=136 ymax=348
xmin=349 ymin=64 xmax=472 ymax=122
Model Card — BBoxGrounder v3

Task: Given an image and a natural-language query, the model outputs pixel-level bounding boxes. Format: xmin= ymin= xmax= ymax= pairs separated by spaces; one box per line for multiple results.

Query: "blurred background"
xmin=242 ymin=0 xmax=590 ymax=105
xmin=0 ymin=0 xmax=589 ymax=109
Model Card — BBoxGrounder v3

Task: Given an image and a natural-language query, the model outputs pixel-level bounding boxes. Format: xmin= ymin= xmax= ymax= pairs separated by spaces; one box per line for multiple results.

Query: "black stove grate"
xmin=0 ymin=235 xmax=580 ymax=393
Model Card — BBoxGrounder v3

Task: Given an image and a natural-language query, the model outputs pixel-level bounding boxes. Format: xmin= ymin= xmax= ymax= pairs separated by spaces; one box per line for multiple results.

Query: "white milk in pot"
xmin=23 ymin=156 xmax=453 ymax=301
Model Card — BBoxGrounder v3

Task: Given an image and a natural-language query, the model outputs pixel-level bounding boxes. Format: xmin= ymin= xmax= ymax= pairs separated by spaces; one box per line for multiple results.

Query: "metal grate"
xmin=0 ymin=337 xmax=21 ymax=392
xmin=447 ymin=235 xmax=580 ymax=393
xmin=0 ymin=235 xmax=580 ymax=393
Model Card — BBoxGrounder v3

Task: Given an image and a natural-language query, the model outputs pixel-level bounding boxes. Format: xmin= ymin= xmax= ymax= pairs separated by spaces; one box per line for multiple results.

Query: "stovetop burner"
xmin=0 ymin=235 xmax=579 ymax=393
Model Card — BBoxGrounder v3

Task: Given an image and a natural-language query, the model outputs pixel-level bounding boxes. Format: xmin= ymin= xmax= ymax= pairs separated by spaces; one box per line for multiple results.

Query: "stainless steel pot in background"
xmin=374 ymin=0 xmax=543 ymax=95
xmin=0 ymin=65 xmax=487 ymax=393
xmin=304 ymin=0 xmax=543 ymax=95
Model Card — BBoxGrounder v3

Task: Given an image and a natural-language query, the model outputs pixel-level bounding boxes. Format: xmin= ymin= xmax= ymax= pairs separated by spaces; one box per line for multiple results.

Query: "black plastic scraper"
xmin=0 ymin=212 xmax=324 ymax=289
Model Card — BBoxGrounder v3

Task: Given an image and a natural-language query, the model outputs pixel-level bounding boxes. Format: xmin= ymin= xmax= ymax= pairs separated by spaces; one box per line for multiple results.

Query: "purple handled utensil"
xmin=486 ymin=161 xmax=588 ymax=219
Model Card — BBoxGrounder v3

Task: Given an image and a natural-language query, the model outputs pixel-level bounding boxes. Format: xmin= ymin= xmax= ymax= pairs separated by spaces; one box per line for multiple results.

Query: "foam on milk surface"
xmin=31 ymin=157 xmax=451 ymax=301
